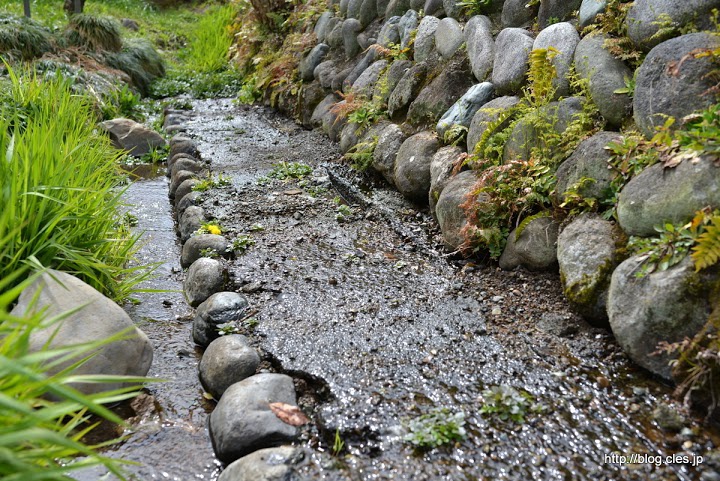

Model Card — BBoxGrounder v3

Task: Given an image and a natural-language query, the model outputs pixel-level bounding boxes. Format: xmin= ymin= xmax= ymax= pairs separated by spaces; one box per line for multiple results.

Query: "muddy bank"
xmin=177 ymin=99 xmax=719 ymax=480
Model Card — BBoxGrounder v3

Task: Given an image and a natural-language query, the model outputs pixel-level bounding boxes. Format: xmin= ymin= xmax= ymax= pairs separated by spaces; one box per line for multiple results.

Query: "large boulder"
xmin=314 ymin=12 xmax=334 ymax=42
xmin=169 ymin=135 xmax=199 ymax=160
xmin=99 ymin=118 xmax=166 ymax=157
xmin=633 ymin=33 xmax=720 ymax=138
xmin=557 ymin=214 xmax=624 ymax=324
xmin=310 ymin=94 xmax=339 ymax=128
xmin=617 ymin=157 xmax=720 ymax=237
xmin=429 ymin=146 xmax=464 ymax=215
xmin=314 ymin=60 xmax=337 ymax=89
xmin=414 ymin=16 xmax=440 ymax=62
xmin=538 ymin=0 xmax=582 ymax=28
xmin=467 ymin=95 xmax=521 ymax=154
xmin=499 ymin=216 xmax=560 ymax=271
xmin=388 ymin=62 xmax=428 ymax=118
xmin=407 ymin=57 xmax=475 ymax=126
xmin=502 ymin=0 xmax=539 ymax=27
xmin=398 ymin=10 xmax=419 ymax=48
xmin=424 ymin=0 xmax=444 ymax=16
xmin=209 ymin=373 xmax=299 ymax=463
xmin=343 ymin=50 xmax=379 ymax=92
xmin=608 ymin=256 xmax=715 ymax=379
xmin=465 ymin=15 xmax=495 ymax=82
xmin=554 ymin=131 xmax=621 ymax=202
xmin=179 ymin=205 xmax=206 ymax=243
xmin=377 ymin=16 xmax=401 ymax=47
xmin=626 ymin=0 xmax=720 ymax=51
xmin=372 ymin=123 xmax=409 ymax=183
xmin=492 ymin=28 xmax=534 ymax=94
xmin=199 ymin=334 xmax=260 ymax=400
xmin=435 ymin=170 xmax=479 ymax=250
xmin=385 ymin=0 xmax=410 ymax=18
xmin=184 ymin=257 xmax=226 ymax=307
xmin=359 ymin=0 xmax=378 ymax=28
xmin=375 ymin=59 xmax=412 ymax=104
xmin=533 ymin=22 xmax=580 ymax=98
xmin=574 ymin=33 xmax=633 ymax=127
xmin=299 ymin=44 xmax=330 ymax=82
xmin=393 ymin=131 xmax=440 ymax=202
xmin=10 ymin=270 xmax=153 ymax=395
xmin=217 ymin=447 xmax=306 ymax=481
xmin=579 ymin=0 xmax=607 ymax=27
xmin=351 ymin=59 xmax=389 ymax=97
xmin=435 ymin=18 xmax=464 ymax=60
xmin=193 ymin=291 xmax=250 ymax=347
xmin=342 ymin=19 xmax=363 ymax=59
xmin=436 ymin=82 xmax=495 ymax=140
xmin=298 ymin=82 xmax=326 ymax=129
xmin=181 ymin=234 xmax=231 ymax=268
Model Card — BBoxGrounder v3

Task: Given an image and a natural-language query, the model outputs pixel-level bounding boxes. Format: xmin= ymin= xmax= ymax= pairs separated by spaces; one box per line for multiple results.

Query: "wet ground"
xmin=91 ymin=98 xmax=719 ymax=480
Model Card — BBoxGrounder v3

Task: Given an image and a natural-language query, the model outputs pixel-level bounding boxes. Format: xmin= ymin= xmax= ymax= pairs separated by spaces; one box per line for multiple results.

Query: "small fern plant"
xmin=693 ymin=213 xmax=720 ymax=271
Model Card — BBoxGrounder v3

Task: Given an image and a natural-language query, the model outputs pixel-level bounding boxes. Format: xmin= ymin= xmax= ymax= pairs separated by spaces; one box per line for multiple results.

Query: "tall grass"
xmin=182 ymin=3 xmax=236 ymax=73
xmin=0 ymin=66 xmax=145 ymax=301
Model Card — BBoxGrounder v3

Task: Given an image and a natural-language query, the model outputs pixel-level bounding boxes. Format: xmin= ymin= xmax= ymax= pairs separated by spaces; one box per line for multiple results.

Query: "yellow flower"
xmin=207 ymin=225 xmax=222 ymax=235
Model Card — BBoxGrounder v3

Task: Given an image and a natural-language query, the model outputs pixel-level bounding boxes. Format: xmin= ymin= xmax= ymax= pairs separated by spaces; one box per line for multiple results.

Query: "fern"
xmin=515 ymin=211 xmax=552 ymax=241
xmin=526 ymin=48 xmax=558 ymax=107
xmin=693 ymin=215 xmax=720 ymax=271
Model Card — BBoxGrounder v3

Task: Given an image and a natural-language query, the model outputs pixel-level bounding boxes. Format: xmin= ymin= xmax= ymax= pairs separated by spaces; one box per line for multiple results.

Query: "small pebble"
xmin=491 ymin=307 xmax=502 ymax=316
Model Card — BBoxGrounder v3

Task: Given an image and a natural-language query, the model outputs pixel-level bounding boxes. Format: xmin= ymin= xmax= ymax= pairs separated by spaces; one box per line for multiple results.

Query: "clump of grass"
xmin=0 ymin=66 xmax=145 ymax=301
xmin=404 ymin=408 xmax=467 ymax=449
xmin=479 ymin=384 xmax=543 ymax=423
xmin=267 ymin=161 xmax=312 ymax=180
xmin=0 ymin=14 xmax=53 ymax=60
xmin=182 ymin=4 xmax=237 ymax=73
xmin=66 ymin=14 xmax=123 ymax=52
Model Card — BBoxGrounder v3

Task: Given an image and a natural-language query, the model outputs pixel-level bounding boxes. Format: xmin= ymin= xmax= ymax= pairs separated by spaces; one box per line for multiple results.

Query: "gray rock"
xmin=359 ymin=0 xmax=379 ymax=28
xmin=343 ymin=50 xmax=379 ymax=92
xmin=499 ymin=216 xmax=560 ymax=271
xmin=299 ymin=43 xmax=330 ymax=82
xmin=435 ymin=18 xmax=464 ymax=60
xmin=503 ymin=97 xmax=584 ymax=162
xmin=181 ymin=234 xmax=230 ymax=268
xmin=443 ymin=0 xmax=462 ymax=18
xmin=322 ymin=100 xmax=348 ymax=142
xmin=492 ymin=28 xmax=534 ymax=94
xmin=193 ymin=291 xmax=250 ymax=347
xmin=299 ymin=82 xmax=326 ymax=129
xmin=310 ymin=94 xmax=339 ymax=129
xmin=385 ymin=0 xmax=410 ymax=18
xmin=633 ymin=33 xmax=720 ymax=138
xmin=377 ymin=0 xmax=392 ymax=17
xmin=169 ymin=170 xmax=196 ymax=198
xmin=436 ymin=82 xmax=494 ymax=139
xmin=538 ymin=0 xmax=582 ymax=29
xmin=348 ymin=0 xmax=364 ymax=19
xmin=429 ymin=146 xmax=464 ymax=215
xmin=199 ymin=335 xmax=260 ymax=400
xmin=340 ymin=0 xmax=350 ymax=16
xmin=557 ymin=214 xmax=623 ymax=324
xmin=340 ymin=122 xmax=365 ymax=154
xmin=410 ymin=0 xmax=424 ymax=9
xmin=394 ymin=131 xmax=440 ymax=202
xmin=608 ymin=256 xmax=714 ymax=379
xmin=176 ymin=189 xmax=202 ymax=214
xmin=388 ymin=62 xmax=428 ymax=117
xmin=184 ymin=257 xmax=226 ymax=308
xmin=99 ymin=118 xmax=166 ymax=157
xmin=424 ymin=0 xmax=444 ymax=15
xmin=121 ymin=18 xmax=139 ymax=31
xmin=436 ymin=170 xmax=479 ymax=250
xmin=574 ymin=33 xmax=633 ymax=126
xmin=414 ymin=16 xmax=440 ymax=62
xmin=332 ymin=67 xmax=352 ymax=92
xmin=408 ymin=57 xmax=475 ymax=126
xmin=399 ymin=10 xmax=420 ymax=48
xmin=168 ymin=152 xmax=199 ymax=175
xmin=617 ymin=156 xmax=720 ymax=237
xmin=326 ymin=19 xmax=344 ymax=49
xmin=209 ymin=373 xmax=299 ymax=463
xmin=502 ymin=0 xmax=539 ymax=27
xmin=579 ymin=0 xmax=607 ymax=27
xmin=378 ymin=16 xmax=401 ymax=47
xmin=174 ymin=178 xmax=201 ymax=207
xmin=467 ymin=95 xmax=521 ymax=153
xmin=314 ymin=11 xmax=334 ymax=42
xmin=315 ymin=60 xmax=337 ymax=88
xmin=356 ymin=32 xmax=375 ymax=51
xmin=533 ymin=22 xmax=580 ymax=98
xmin=554 ymin=131 xmax=621 ymax=202
xmin=465 ymin=15 xmax=495 ymax=82
xmin=169 ymin=136 xmax=199 ymax=160
xmin=342 ymin=19 xmax=363 ymax=59
xmin=352 ymin=59 xmax=389 ymax=96
xmin=10 ymin=270 xmax=153 ymax=396
xmin=218 ymin=446 xmax=306 ymax=481
xmin=375 ymin=59 xmax=412 ymax=103
xmin=652 ymin=403 xmax=686 ymax=432
xmin=373 ymin=123 xmax=409 ymax=183
xmin=626 ymin=0 xmax=720 ymax=51
xmin=170 ymin=157 xmax=204 ymax=179
xmin=179 ymin=205 xmax=206 ymax=243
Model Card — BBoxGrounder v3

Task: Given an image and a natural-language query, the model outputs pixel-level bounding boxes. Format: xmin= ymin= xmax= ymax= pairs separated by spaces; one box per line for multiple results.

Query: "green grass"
xmin=181 ymin=3 xmax=235 ymax=73
xmin=0 ymin=66 xmax=146 ymax=301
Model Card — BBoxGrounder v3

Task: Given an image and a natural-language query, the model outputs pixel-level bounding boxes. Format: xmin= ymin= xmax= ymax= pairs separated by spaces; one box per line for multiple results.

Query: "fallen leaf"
xmin=269 ymin=402 xmax=310 ymax=426
xmin=283 ymin=189 xmax=303 ymax=195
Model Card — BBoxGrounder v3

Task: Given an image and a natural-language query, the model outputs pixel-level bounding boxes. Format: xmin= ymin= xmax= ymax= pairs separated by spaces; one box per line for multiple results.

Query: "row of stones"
xmin=289 ymin=0 xmax=720 ymax=381
xmin=165 ymin=134 xmax=311 ymax=481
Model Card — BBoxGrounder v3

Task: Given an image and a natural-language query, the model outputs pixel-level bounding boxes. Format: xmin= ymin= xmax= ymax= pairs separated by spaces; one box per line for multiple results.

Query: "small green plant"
xmin=199 ymin=247 xmax=221 ymax=259
xmin=197 ymin=221 xmax=224 ymax=236
xmin=192 ymin=173 xmax=232 ymax=192
xmin=232 ymin=235 xmax=255 ymax=254
xmin=692 ymin=213 xmax=720 ymax=271
xmin=372 ymin=42 xmax=411 ymax=61
xmin=267 ymin=161 xmax=313 ymax=180
xmin=332 ymin=427 xmax=345 ymax=456
xmin=457 ymin=0 xmax=492 ymax=15
xmin=217 ymin=322 xmax=240 ymax=336
xmin=122 ymin=212 xmax=139 ymax=228
xmin=249 ymin=223 xmax=265 ymax=232
xmin=613 ymin=70 xmax=637 ymax=98
xmin=335 ymin=204 xmax=352 ymax=222
xmin=443 ymin=125 xmax=468 ymax=147
xmin=404 ymin=408 xmax=467 ymax=449
xmin=479 ymin=384 xmax=541 ymax=424
xmin=139 ymin=144 xmax=169 ymax=163
xmin=345 ymin=137 xmax=377 ymax=171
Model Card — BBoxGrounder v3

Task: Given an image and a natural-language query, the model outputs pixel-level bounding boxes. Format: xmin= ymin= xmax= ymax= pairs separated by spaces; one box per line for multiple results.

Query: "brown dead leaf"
xmin=269 ymin=402 xmax=310 ymax=426
xmin=283 ymin=189 xmax=303 ymax=195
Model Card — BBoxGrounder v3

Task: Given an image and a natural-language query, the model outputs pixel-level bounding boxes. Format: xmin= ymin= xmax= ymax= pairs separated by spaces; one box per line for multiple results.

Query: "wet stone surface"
xmin=179 ymin=100 xmax=718 ymax=480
